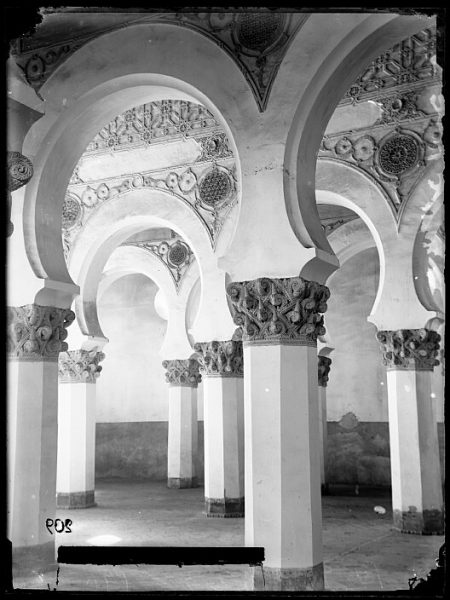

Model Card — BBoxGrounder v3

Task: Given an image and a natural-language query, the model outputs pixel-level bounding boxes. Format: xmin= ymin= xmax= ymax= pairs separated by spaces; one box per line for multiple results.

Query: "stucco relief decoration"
xmin=376 ymin=328 xmax=440 ymax=371
xmin=7 ymin=151 xmax=34 ymax=237
xmin=7 ymin=304 xmax=75 ymax=360
xmin=227 ymin=277 xmax=330 ymax=345
xmin=342 ymin=28 xmax=437 ymax=105
xmin=319 ymin=124 xmax=435 ymax=215
xmin=162 ymin=358 xmax=202 ymax=387
xmin=318 ymin=356 xmax=332 ymax=387
xmin=170 ymin=12 xmax=309 ymax=111
xmin=62 ymin=99 xmax=238 ymax=259
xmin=124 ymin=237 xmax=194 ymax=291
xmin=193 ymin=340 xmax=243 ymax=377
xmin=59 ymin=349 xmax=105 ymax=383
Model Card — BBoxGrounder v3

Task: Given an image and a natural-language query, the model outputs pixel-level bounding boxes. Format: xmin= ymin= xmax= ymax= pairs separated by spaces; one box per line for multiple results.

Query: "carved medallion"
xmin=7 ymin=151 xmax=34 ymax=192
xmin=378 ymin=134 xmax=419 ymax=176
xmin=198 ymin=167 xmax=233 ymax=207
xmin=62 ymin=194 xmax=83 ymax=230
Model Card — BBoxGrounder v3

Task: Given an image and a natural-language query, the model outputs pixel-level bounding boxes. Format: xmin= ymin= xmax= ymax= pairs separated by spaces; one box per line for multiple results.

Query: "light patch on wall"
xmin=87 ymin=534 xmax=122 ymax=545
xmin=324 ymin=100 xmax=382 ymax=136
xmin=431 ymin=393 xmax=436 ymax=399
xmin=404 ymin=385 xmax=411 ymax=392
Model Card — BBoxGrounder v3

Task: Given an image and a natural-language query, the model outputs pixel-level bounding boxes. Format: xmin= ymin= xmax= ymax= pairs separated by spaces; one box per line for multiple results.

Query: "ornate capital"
xmin=226 ymin=277 xmax=329 ymax=345
xmin=7 ymin=151 xmax=34 ymax=192
xmin=162 ymin=358 xmax=202 ymax=387
xmin=59 ymin=350 xmax=105 ymax=383
xmin=7 ymin=305 xmax=75 ymax=361
xmin=318 ymin=356 xmax=332 ymax=387
xmin=193 ymin=340 xmax=243 ymax=377
xmin=376 ymin=329 xmax=441 ymax=371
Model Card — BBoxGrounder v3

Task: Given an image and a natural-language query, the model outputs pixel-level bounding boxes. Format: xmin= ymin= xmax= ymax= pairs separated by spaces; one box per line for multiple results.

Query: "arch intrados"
xmin=68 ymin=188 xmax=212 ymax=283
xmin=316 ymin=188 xmax=385 ymax=320
xmin=23 ymin=70 xmax=241 ymax=287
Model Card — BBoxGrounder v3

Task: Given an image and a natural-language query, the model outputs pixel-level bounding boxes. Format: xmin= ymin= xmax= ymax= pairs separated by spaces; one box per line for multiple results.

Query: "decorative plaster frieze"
xmin=85 ymin=100 xmax=221 ymax=155
xmin=162 ymin=358 xmax=202 ymax=387
xmin=226 ymin=277 xmax=329 ymax=345
xmin=123 ymin=237 xmax=194 ymax=291
xmin=341 ymin=28 xmax=438 ymax=105
xmin=193 ymin=340 xmax=243 ymax=377
xmin=58 ymin=349 xmax=105 ymax=383
xmin=376 ymin=328 xmax=441 ymax=371
xmin=62 ymin=161 xmax=238 ymax=258
xmin=7 ymin=304 xmax=75 ymax=360
xmin=319 ymin=120 xmax=442 ymax=215
xmin=318 ymin=356 xmax=332 ymax=387
xmin=373 ymin=90 xmax=426 ymax=126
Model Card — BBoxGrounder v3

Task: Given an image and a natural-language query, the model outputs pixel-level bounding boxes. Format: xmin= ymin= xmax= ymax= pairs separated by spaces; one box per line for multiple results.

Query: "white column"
xmin=7 ymin=304 xmax=75 ymax=575
xmin=378 ymin=329 xmax=444 ymax=534
xmin=318 ymin=355 xmax=332 ymax=493
xmin=228 ymin=276 xmax=329 ymax=591
xmin=163 ymin=359 xmax=201 ymax=488
xmin=195 ymin=340 xmax=244 ymax=517
xmin=56 ymin=350 xmax=104 ymax=508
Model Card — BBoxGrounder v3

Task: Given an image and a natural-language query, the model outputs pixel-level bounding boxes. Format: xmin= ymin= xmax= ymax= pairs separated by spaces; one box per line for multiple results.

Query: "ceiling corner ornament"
xmin=123 ymin=237 xmax=194 ymax=293
xmin=167 ymin=12 xmax=309 ymax=112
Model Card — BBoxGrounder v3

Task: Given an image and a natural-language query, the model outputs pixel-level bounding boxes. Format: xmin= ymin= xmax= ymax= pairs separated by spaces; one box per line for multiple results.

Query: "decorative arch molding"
xmin=282 ymin=12 xmax=430 ymax=256
xmin=13 ymin=12 xmax=310 ymax=112
xmin=22 ymin=24 xmax=247 ymax=287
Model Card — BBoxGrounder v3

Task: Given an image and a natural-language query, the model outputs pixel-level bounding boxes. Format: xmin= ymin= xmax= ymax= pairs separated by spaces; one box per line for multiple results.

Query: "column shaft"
xmin=203 ymin=376 xmax=244 ymax=516
xmin=318 ymin=386 xmax=327 ymax=489
xmin=245 ymin=343 xmax=324 ymax=589
xmin=57 ymin=383 xmax=97 ymax=508
xmin=387 ymin=369 xmax=444 ymax=533
xmin=168 ymin=386 xmax=198 ymax=488
xmin=8 ymin=360 xmax=58 ymax=572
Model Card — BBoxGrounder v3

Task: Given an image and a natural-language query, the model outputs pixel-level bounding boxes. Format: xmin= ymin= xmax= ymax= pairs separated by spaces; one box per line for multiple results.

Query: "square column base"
xmin=56 ymin=490 xmax=96 ymax=509
xmin=167 ymin=477 xmax=198 ymax=489
xmin=253 ymin=563 xmax=324 ymax=591
xmin=393 ymin=508 xmax=444 ymax=535
xmin=12 ymin=541 xmax=57 ymax=578
xmin=205 ymin=497 xmax=244 ymax=517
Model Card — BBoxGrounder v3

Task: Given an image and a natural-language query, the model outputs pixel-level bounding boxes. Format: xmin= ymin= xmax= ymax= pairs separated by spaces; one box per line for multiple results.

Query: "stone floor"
xmin=12 ymin=480 xmax=444 ymax=592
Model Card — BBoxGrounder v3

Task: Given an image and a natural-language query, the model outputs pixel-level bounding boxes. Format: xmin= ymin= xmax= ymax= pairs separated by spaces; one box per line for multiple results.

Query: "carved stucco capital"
xmin=162 ymin=358 xmax=202 ymax=387
xmin=193 ymin=340 xmax=243 ymax=377
xmin=226 ymin=277 xmax=330 ymax=345
xmin=7 ymin=304 xmax=75 ymax=360
xmin=59 ymin=350 xmax=105 ymax=383
xmin=376 ymin=328 xmax=441 ymax=371
xmin=7 ymin=151 xmax=34 ymax=237
xmin=318 ymin=356 xmax=332 ymax=387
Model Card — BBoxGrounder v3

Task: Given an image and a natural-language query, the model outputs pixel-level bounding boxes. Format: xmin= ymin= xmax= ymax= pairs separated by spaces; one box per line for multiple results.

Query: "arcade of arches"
xmin=6 ymin=9 xmax=445 ymax=592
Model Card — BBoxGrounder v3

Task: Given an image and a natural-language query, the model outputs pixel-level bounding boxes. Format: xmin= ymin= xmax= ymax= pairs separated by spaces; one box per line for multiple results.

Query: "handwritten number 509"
xmin=46 ymin=518 xmax=72 ymax=534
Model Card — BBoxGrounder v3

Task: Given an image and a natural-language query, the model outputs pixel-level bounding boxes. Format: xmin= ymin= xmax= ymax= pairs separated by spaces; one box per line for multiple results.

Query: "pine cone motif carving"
xmin=226 ymin=277 xmax=330 ymax=344
xmin=59 ymin=350 xmax=105 ymax=383
xmin=7 ymin=305 xmax=75 ymax=360
xmin=193 ymin=340 xmax=243 ymax=377
xmin=162 ymin=358 xmax=202 ymax=387
xmin=318 ymin=356 xmax=332 ymax=387
xmin=376 ymin=329 xmax=441 ymax=370
xmin=7 ymin=151 xmax=34 ymax=192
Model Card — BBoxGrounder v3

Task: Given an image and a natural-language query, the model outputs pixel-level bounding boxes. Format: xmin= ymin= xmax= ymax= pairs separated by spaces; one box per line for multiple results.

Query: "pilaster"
xmin=318 ymin=355 xmax=332 ymax=493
